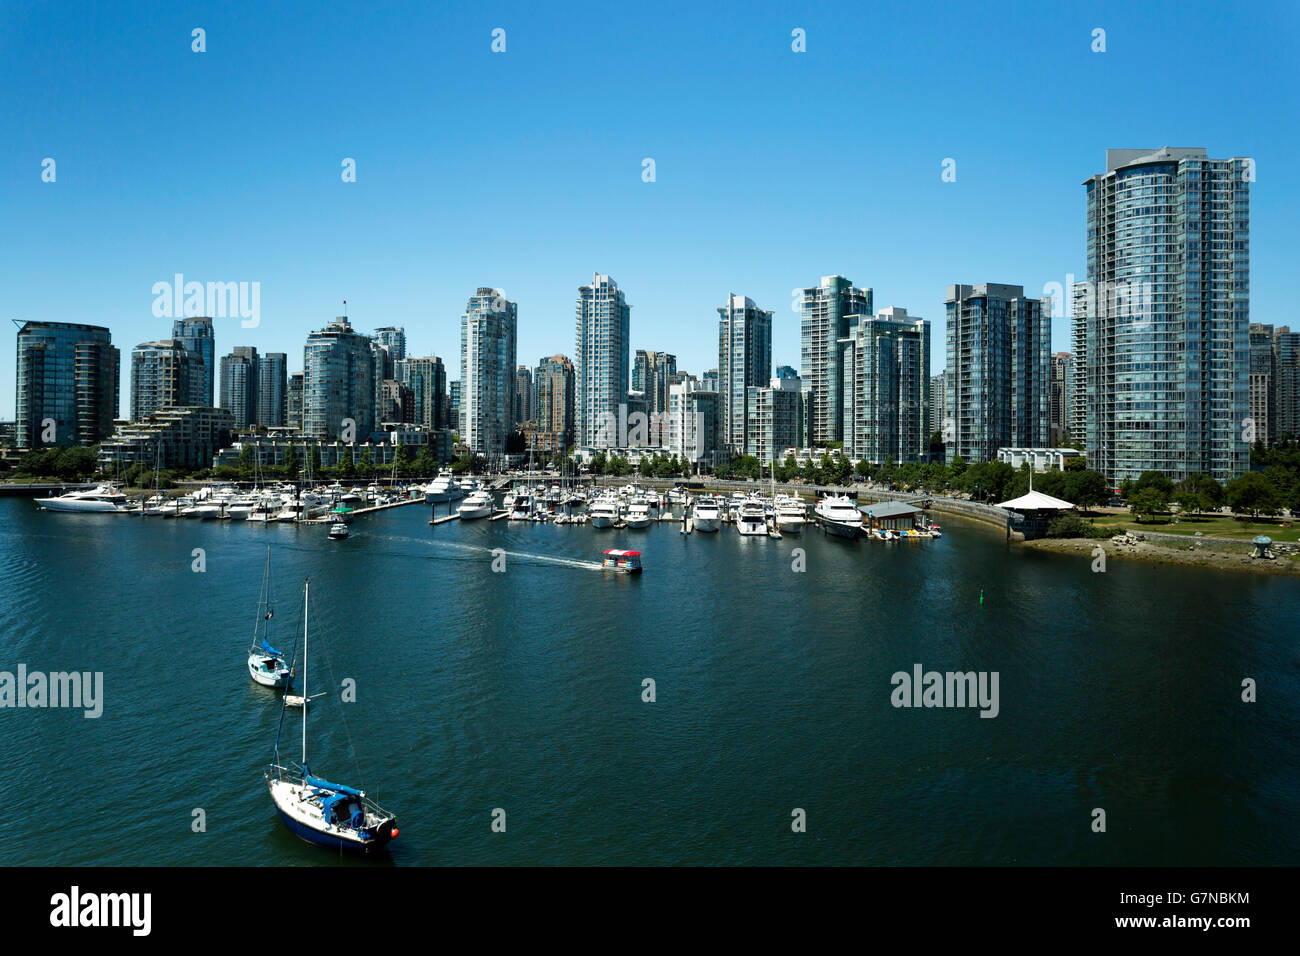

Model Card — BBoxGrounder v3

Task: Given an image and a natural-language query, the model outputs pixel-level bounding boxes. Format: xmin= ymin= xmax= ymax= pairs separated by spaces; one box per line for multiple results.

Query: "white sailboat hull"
xmin=248 ymin=653 xmax=291 ymax=687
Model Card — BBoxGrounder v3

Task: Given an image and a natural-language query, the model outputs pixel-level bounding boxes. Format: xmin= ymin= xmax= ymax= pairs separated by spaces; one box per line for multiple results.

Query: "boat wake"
xmin=371 ymin=534 xmax=606 ymax=571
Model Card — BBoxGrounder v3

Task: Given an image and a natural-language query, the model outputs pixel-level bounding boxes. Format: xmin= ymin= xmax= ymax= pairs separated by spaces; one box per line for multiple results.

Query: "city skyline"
xmin=3 ymin=0 xmax=1296 ymax=419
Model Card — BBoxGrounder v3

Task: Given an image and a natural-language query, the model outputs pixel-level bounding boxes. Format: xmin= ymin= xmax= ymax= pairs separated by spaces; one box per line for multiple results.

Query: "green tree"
xmin=414 ymin=445 xmax=435 ymax=478
xmin=282 ymin=445 xmax=299 ymax=480
xmin=1174 ymin=472 xmax=1223 ymax=516
xmin=357 ymin=447 xmax=374 ymax=479
xmin=393 ymin=442 xmax=411 ymax=478
xmin=1128 ymin=486 xmax=1169 ymax=523
xmin=237 ymin=444 xmax=256 ymax=481
xmin=1068 ymin=470 xmax=1110 ymax=513
xmin=1225 ymin=471 xmax=1281 ymax=518
xmin=1133 ymin=470 xmax=1174 ymax=497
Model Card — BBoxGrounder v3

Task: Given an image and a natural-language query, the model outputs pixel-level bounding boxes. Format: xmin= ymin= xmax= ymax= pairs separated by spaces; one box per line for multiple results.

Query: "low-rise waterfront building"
xmin=98 ymin=406 xmax=236 ymax=471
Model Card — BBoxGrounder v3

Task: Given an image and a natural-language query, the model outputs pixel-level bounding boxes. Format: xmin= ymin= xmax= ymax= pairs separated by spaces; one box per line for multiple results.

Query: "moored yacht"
xmin=37 ymin=484 xmax=129 ymax=513
xmin=691 ymin=496 xmax=722 ymax=532
xmin=813 ymin=494 xmax=863 ymax=539
xmin=589 ymin=497 xmax=622 ymax=529
xmin=457 ymin=490 xmax=494 ymax=520
xmin=625 ymin=501 xmax=653 ymax=528
xmin=735 ymin=499 xmax=768 ymax=536
xmin=774 ymin=495 xmax=807 ymax=533
xmin=423 ymin=470 xmax=464 ymax=504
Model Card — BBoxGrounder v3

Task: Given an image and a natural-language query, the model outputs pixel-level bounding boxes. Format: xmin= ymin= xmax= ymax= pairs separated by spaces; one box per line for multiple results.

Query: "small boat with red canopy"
xmin=602 ymin=549 xmax=643 ymax=573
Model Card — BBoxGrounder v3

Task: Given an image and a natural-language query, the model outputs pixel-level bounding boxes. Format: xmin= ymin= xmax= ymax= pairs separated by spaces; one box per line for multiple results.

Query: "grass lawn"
xmin=1083 ymin=512 xmax=1300 ymax=542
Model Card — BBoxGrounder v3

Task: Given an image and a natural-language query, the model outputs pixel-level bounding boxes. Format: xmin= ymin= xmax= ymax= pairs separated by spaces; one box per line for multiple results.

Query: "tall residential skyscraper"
xmin=131 ymin=339 xmax=199 ymax=420
xmin=171 ymin=316 xmax=215 ymax=406
xmin=258 ymin=352 xmax=288 ymax=427
xmin=575 ymin=273 xmax=631 ymax=448
xmin=406 ymin=357 xmax=448 ymax=430
xmin=1049 ymin=352 xmax=1073 ymax=445
xmin=219 ymin=346 xmax=258 ymax=428
xmin=717 ymin=294 xmax=773 ymax=453
xmin=1248 ymin=324 xmax=1274 ymax=446
xmin=701 ymin=369 xmax=720 ymax=393
xmin=1274 ymin=326 xmax=1300 ymax=442
xmin=839 ymin=307 xmax=930 ymax=464
xmin=303 ymin=316 xmax=376 ymax=441
xmin=1078 ymin=147 xmax=1251 ymax=483
xmin=374 ymin=327 xmax=406 ymax=362
xmin=1070 ymin=281 xmax=1089 ymax=444
xmin=15 ymin=321 xmax=119 ymax=448
xmin=449 ymin=380 xmax=462 ymax=435
xmin=931 ymin=371 xmax=947 ymax=443
xmin=632 ymin=350 xmax=677 ymax=422
xmin=800 ymin=275 xmax=871 ymax=445
xmin=514 ymin=365 xmax=535 ymax=424
xmin=945 ymin=283 xmax=1050 ymax=463
xmin=535 ymin=354 xmax=576 ymax=454
xmin=287 ymin=372 xmax=304 ymax=431
xmin=460 ymin=288 xmax=518 ymax=456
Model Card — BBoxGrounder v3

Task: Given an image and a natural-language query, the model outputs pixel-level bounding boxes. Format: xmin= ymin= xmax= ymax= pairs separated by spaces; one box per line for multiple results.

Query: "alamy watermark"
xmin=592 ymin=403 xmax=707 ymax=460
xmin=890 ymin=664 xmax=999 ymax=718
xmin=152 ymin=272 xmax=261 ymax=328
xmin=1 ymin=665 xmax=103 ymax=718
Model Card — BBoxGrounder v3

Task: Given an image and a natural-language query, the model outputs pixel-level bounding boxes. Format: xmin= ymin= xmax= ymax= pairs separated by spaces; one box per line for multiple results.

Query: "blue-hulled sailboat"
xmin=248 ymin=548 xmax=291 ymax=687
xmin=264 ymin=578 xmax=398 ymax=854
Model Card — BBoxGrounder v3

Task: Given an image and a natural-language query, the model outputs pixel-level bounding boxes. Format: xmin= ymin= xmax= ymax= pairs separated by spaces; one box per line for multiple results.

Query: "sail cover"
xmin=261 ymin=638 xmax=281 ymax=657
xmin=306 ymin=775 xmax=363 ymax=797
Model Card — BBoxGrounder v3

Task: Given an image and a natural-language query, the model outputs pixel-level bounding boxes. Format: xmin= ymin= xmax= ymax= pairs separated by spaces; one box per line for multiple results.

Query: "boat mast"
xmin=302 ymin=579 xmax=309 ymax=768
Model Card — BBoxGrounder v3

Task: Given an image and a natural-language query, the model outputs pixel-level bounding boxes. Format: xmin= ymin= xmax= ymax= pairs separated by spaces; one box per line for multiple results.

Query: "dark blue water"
xmin=1 ymin=497 xmax=1296 ymax=865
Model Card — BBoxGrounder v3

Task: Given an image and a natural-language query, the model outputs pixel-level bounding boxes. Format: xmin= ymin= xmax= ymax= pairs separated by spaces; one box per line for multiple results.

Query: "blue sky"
xmin=3 ymin=0 xmax=1297 ymax=418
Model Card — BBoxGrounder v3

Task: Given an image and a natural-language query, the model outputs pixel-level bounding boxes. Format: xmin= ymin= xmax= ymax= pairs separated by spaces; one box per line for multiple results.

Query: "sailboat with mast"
xmin=264 ymin=578 xmax=399 ymax=854
xmin=247 ymin=548 xmax=292 ymax=688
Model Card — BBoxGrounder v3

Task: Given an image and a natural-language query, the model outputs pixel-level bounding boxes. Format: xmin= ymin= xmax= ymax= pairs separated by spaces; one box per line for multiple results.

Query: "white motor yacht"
xmin=457 ymin=490 xmax=494 ymax=520
xmin=735 ymin=499 xmax=769 ymax=536
xmin=423 ymin=470 xmax=464 ymax=503
xmin=814 ymin=495 xmax=863 ymax=539
xmin=589 ymin=497 xmax=622 ymax=529
xmin=774 ymin=495 xmax=807 ymax=533
xmin=37 ymin=483 xmax=130 ymax=513
xmin=625 ymin=501 xmax=652 ymax=528
xmin=691 ymin=497 xmax=721 ymax=532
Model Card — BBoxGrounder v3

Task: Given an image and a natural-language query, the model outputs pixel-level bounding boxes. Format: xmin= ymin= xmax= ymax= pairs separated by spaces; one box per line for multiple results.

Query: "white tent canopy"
xmin=996 ymin=489 xmax=1075 ymax=511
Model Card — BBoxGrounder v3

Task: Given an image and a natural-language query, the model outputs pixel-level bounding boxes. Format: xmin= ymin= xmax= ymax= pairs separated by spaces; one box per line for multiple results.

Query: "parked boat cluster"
xmin=35 ymin=480 xmax=417 ymax=522
xmin=36 ymin=471 xmax=943 ymax=541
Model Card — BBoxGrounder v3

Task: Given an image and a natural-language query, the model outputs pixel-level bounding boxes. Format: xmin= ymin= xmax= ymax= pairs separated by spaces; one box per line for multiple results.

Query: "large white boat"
xmin=424 ymin=470 xmax=464 ymax=504
xmin=774 ymin=495 xmax=807 ymax=533
xmin=735 ymin=499 xmax=769 ymax=536
xmin=246 ymin=496 xmax=280 ymax=522
xmin=691 ymin=497 xmax=721 ymax=532
xmin=625 ymin=501 xmax=653 ymax=528
xmin=589 ymin=497 xmax=622 ymax=529
xmin=509 ymin=493 xmax=534 ymax=520
xmin=37 ymin=484 xmax=129 ymax=513
xmin=814 ymin=495 xmax=863 ymax=539
xmin=457 ymin=490 xmax=494 ymax=520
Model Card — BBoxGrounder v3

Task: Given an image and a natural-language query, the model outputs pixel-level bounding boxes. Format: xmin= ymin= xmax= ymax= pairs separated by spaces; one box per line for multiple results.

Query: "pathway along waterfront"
xmin=1 ymin=496 xmax=1296 ymax=865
